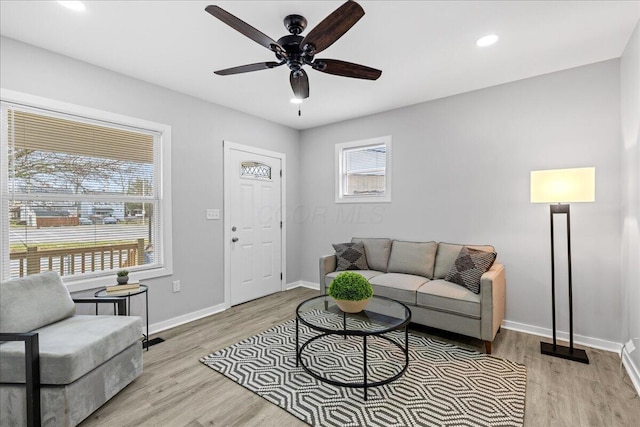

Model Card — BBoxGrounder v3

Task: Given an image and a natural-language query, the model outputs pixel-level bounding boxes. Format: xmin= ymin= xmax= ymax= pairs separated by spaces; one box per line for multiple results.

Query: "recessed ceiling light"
xmin=290 ymin=98 xmax=303 ymax=104
xmin=476 ymin=34 xmax=499 ymax=47
xmin=57 ymin=1 xmax=86 ymax=12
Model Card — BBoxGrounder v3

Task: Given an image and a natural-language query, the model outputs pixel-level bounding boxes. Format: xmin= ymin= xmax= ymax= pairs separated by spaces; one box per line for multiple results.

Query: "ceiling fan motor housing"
xmin=276 ymin=34 xmax=313 ymax=72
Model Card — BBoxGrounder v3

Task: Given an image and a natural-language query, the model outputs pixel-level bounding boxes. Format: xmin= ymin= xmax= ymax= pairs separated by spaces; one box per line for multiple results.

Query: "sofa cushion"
xmin=325 ymin=270 xmax=384 ymax=288
xmin=333 ymin=242 xmax=369 ymax=271
xmin=387 ymin=240 xmax=437 ymax=279
xmin=416 ymin=279 xmax=481 ymax=318
xmin=434 ymin=242 xmax=496 ymax=279
xmin=351 ymin=238 xmax=392 ymax=272
xmin=0 ymin=271 xmax=75 ymax=334
xmin=369 ymin=273 xmax=429 ymax=305
xmin=445 ymin=247 xmax=497 ymax=294
xmin=0 ymin=315 xmax=142 ymax=385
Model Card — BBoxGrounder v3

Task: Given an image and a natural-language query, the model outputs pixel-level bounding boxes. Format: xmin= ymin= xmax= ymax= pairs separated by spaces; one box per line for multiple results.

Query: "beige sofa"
xmin=319 ymin=238 xmax=506 ymax=353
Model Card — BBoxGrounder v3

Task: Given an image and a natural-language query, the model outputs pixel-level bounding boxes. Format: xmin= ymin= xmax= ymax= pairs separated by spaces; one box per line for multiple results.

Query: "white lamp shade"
xmin=530 ymin=167 xmax=595 ymax=203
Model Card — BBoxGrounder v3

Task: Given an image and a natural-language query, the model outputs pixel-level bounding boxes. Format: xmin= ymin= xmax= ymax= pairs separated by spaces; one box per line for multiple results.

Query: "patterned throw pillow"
xmin=444 ymin=246 xmax=497 ymax=294
xmin=333 ymin=242 xmax=369 ymax=271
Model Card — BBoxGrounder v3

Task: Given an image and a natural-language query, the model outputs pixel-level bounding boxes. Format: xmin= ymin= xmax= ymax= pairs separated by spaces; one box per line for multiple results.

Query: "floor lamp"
xmin=530 ymin=167 xmax=595 ymax=364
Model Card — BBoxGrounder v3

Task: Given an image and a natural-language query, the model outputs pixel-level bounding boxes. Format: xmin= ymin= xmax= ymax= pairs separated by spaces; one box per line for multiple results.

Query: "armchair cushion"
xmin=0 ymin=315 xmax=142 ymax=385
xmin=0 ymin=271 xmax=75 ymax=333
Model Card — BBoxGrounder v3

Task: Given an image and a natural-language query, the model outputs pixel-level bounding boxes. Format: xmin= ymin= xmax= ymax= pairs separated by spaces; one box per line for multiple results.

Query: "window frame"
xmin=335 ymin=135 xmax=392 ymax=204
xmin=0 ymin=89 xmax=172 ymax=292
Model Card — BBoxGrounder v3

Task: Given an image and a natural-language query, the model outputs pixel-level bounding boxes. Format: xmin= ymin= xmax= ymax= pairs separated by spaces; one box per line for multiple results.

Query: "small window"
xmin=241 ymin=161 xmax=271 ymax=180
xmin=336 ymin=136 xmax=392 ymax=203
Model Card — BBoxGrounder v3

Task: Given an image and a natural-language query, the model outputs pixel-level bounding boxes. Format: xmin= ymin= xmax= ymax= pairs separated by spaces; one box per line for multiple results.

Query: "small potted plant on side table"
xmin=116 ymin=269 xmax=129 ymax=285
xmin=328 ymin=271 xmax=373 ymax=313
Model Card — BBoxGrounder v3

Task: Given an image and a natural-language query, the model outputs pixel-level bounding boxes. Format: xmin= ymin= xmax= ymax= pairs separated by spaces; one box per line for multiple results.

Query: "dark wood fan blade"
xmin=214 ymin=62 xmax=282 ymax=76
xmin=312 ymin=59 xmax=381 ymax=80
xmin=290 ymin=70 xmax=309 ymax=99
xmin=205 ymin=5 xmax=285 ymax=56
xmin=301 ymin=1 xmax=365 ymax=54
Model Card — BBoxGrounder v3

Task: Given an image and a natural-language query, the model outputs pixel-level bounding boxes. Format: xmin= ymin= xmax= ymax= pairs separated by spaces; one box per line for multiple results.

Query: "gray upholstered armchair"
xmin=0 ymin=271 xmax=143 ymax=427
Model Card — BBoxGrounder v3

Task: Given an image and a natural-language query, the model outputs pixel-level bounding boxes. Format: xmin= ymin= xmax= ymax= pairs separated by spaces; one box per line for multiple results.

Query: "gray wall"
xmin=299 ymin=60 xmax=623 ymax=344
xmin=0 ymin=36 xmax=301 ymax=324
xmin=620 ymin=21 xmax=640 ymax=372
xmin=0 ymin=35 xmax=631 ymax=351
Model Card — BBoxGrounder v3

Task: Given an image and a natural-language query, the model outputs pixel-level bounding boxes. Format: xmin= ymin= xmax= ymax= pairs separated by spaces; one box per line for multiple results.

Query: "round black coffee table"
xmin=295 ymin=295 xmax=411 ymax=400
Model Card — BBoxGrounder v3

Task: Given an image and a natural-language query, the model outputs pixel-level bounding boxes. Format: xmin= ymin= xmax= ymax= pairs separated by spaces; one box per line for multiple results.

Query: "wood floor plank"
xmin=79 ymin=287 xmax=640 ymax=427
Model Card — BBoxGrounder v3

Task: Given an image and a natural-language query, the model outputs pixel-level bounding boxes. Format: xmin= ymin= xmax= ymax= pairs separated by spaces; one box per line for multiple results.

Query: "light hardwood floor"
xmin=80 ymin=287 xmax=640 ymax=427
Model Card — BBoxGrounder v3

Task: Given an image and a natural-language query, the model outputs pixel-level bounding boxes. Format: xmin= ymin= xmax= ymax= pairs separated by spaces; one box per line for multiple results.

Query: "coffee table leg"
xmin=405 ymin=325 xmax=409 ymax=365
xmin=295 ymin=317 xmax=299 ymax=367
xmin=343 ymin=311 xmax=346 ymax=339
xmin=363 ymin=335 xmax=368 ymax=401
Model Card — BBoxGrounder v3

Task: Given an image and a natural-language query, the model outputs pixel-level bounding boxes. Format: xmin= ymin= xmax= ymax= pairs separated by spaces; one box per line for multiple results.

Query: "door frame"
xmin=223 ymin=140 xmax=286 ymax=309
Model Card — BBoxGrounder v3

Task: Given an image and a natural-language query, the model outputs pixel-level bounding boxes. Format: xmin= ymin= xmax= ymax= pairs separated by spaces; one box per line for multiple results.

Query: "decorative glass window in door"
xmin=241 ymin=161 xmax=271 ymax=180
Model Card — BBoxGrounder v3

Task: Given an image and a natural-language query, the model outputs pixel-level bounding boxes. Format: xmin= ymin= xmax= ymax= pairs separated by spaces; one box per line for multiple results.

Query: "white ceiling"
xmin=1 ymin=1 xmax=638 ymax=130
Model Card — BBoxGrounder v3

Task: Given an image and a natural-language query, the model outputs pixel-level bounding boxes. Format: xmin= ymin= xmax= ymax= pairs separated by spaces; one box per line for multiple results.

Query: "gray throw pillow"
xmin=444 ymin=246 xmax=497 ymax=294
xmin=333 ymin=242 xmax=369 ymax=271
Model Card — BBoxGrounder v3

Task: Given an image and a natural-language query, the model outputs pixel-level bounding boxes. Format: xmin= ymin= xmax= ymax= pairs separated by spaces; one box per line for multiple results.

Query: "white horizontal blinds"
xmin=3 ymin=103 xmax=160 ymax=280
xmin=344 ymin=144 xmax=386 ymax=196
xmin=1 ymin=106 xmax=11 ymax=280
xmin=8 ymin=109 xmax=154 ymax=197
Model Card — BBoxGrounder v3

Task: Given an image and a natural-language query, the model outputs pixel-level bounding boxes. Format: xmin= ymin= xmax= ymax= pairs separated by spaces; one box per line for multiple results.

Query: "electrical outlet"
xmin=626 ymin=339 xmax=636 ymax=354
xmin=172 ymin=280 xmax=181 ymax=293
xmin=206 ymin=209 xmax=220 ymax=220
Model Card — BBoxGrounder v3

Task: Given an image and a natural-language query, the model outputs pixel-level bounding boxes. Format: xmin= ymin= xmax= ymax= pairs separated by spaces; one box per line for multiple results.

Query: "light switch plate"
xmin=206 ymin=209 xmax=220 ymax=220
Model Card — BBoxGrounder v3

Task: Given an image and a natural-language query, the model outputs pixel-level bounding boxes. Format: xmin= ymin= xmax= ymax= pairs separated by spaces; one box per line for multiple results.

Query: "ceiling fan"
xmin=205 ymin=0 xmax=382 ymax=100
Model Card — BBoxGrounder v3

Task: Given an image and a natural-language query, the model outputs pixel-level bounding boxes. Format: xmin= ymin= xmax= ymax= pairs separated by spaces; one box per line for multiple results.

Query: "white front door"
xmin=224 ymin=143 xmax=283 ymax=306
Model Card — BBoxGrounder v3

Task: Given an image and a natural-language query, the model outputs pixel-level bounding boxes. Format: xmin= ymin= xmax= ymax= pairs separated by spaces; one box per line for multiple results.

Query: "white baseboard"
xmin=286 ymin=280 xmax=320 ymax=291
xmin=501 ymin=319 xmax=622 ymax=353
xmin=622 ymin=349 xmax=640 ymax=396
xmin=148 ymin=302 xmax=227 ymax=335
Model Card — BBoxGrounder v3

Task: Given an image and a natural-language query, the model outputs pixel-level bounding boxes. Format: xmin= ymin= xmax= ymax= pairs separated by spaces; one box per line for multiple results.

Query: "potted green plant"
xmin=116 ymin=269 xmax=129 ymax=285
xmin=328 ymin=271 xmax=374 ymax=313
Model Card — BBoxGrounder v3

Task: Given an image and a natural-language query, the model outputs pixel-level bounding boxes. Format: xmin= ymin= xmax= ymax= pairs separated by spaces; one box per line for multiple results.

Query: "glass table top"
xmin=296 ymin=295 xmax=411 ymax=335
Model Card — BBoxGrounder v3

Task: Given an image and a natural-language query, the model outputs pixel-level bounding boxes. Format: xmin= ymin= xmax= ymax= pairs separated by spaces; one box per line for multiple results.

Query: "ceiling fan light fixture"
xmin=57 ymin=1 xmax=86 ymax=12
xmin=476 ymin=34 xmax=499 ymax=47
xmin=290 ymin=98 xmax=304 ymax=104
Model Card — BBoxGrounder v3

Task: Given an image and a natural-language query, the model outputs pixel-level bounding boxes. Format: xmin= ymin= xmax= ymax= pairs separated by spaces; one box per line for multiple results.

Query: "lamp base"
xmin=540 ymin=342 xmax=589 ymax=364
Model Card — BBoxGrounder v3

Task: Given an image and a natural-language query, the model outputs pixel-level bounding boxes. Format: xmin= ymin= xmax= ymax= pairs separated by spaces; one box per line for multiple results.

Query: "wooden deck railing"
xmin=9 ymin=239 xmax=145 ymax=278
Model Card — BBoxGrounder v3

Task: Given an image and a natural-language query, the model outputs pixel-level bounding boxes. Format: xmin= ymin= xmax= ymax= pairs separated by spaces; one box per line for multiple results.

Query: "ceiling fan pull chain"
xmin=298 ymin=105 xmax=302 ymax=117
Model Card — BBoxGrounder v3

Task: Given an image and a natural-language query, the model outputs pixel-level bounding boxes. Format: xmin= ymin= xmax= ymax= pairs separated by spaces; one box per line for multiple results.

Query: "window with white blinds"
xmin=1 ymin=97 xmax=171 ymax=285
xmin=335 ymin=136 xmax=392 ymax=203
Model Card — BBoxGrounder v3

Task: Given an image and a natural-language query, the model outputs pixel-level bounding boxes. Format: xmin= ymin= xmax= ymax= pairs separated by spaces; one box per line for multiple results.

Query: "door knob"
xmin=232 ymin=237 xmax=239 ymax=242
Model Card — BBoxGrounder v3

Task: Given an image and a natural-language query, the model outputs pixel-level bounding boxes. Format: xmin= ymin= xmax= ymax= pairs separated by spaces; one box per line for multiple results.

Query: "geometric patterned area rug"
xmin=200 ymin=318 xmax=526 ymax=427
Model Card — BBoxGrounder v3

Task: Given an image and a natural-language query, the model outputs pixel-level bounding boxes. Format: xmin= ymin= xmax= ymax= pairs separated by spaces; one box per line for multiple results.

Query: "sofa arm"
xmin=479 ymin=263 xmax=506 ymax=342
xmin=0 ymin=332 xmax=40 ymax=427
xmin=319 ymin=254 xmax=336 ymax=294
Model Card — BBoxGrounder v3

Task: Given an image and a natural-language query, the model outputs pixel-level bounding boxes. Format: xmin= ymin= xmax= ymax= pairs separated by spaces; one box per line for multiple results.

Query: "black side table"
xmin=95 ymin=284 xmax=149 ymax=351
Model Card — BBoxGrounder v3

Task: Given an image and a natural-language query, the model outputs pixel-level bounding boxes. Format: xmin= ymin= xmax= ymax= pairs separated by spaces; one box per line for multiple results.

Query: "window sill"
xmin=335 ymin=196 xmax=392 ymax=204
xmin=64 ymin=266 xmax=172 ymax=293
